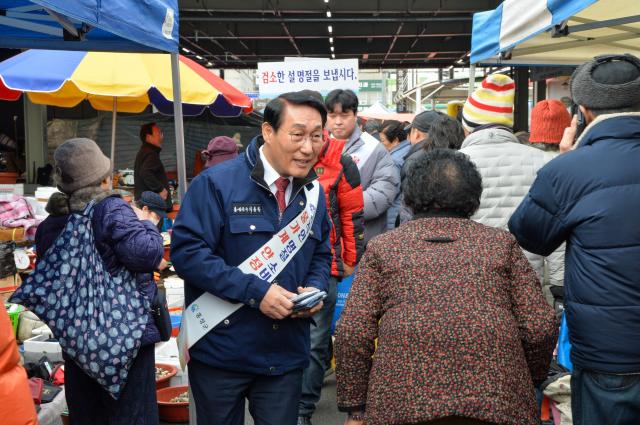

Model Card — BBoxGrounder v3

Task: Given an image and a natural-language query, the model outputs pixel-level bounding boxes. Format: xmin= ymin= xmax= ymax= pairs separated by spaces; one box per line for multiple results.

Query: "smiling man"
xmin=171 ymin=91 xmax=332 ymax=425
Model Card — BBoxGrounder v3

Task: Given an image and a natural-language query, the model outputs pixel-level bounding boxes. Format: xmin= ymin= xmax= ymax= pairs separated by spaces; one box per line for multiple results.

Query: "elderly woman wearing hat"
xmin=34 ymin=138 xmax=165 ymax=425
xmin=202 ymin=135 xmax=239 ymax=170
xmin=335 ymin=149 xmax=558 ymax=425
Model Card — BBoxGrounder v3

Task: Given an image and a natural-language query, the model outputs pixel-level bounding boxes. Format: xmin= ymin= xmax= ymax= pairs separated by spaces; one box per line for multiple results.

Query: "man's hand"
xmin=291 ymin=286 xmax=323 ymax=319
xmin=159 ymin=188 xmax=169 ymax=200
xmin=343 ymin=264 xmax=355 ymax=277
xmin=560 ymin=114 xmax=578 ymax=154
xmin=259 ymin=285 xmax=296 ymax=320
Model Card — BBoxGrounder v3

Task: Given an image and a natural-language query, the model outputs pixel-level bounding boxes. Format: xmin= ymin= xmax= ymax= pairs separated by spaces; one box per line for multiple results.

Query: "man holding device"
xmin=509 ymin=54 xmax=640 ymax=425
xmin=171 ymin=91 xmax=332 ymax=425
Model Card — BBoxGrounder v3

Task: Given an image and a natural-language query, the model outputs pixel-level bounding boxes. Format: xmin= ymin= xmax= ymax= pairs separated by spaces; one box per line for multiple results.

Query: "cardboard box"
xmin=0 ymin=227 xmax=25 ymax=241
xmin=23 ymin=334 xmax=63 ymax=363
xmin=0 ymin=290 xmax=13 ymax=304
xmin=0 ymin=273 xmax=21 ymax=291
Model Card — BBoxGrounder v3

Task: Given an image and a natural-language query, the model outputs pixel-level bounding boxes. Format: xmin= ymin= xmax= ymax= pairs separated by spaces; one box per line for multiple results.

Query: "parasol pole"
xmin=110 ymin=97 xmax=117 ymax=188
xmin=171 ymin=53 xmax=187 ymax=200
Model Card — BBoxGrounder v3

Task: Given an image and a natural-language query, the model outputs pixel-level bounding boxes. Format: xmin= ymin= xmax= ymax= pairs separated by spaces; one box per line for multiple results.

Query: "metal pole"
xmin=110 ymin=98 xmax=117 ymax=162
xmin=415 ymin=85 xmax=422 ymax=113
xmin=110 ymin=97 xmax=117 ymax=189
xmin=513 ymin=67 xmax=530 ymax=132
xmin=171 ymin=53 xmax=188 ymax=200
xmin=468 ymin=64 xmax=476 ymax=97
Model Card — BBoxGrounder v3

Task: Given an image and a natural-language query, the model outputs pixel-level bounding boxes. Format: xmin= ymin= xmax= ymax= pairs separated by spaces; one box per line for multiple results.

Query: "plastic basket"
xmin=5 ymin=303 xmax=23 ymax=336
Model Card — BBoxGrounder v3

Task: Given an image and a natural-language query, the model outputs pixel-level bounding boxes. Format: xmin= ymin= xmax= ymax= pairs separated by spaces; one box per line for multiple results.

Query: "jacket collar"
xmin=575 ymin=112 xmax=640 ymax=149
xmin=390 ymin=139 xmax=410 ymax=155
xmin=45 ymin=187 xmax=116 ymax=216
xmin=245 ymin=136 xmax=318 ymax=195
xmin=413 ymin=210 xmax=469 ymax=220
xmin=343 ymin=126 xmax=363 ymax=152
xmin=141 ymin=141 xmax=162 ymax=153
xmin=460 ymin=126 xmax=518 ymax=149
xmin=318 ymin=137 xmax=346 ymax=161
xmin=405 ymin=139 xmax=427 ymax=159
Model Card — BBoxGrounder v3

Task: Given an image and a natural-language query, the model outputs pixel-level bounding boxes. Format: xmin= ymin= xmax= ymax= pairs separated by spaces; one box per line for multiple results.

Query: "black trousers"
xmin=189 ymin=358 xmax=303 ymax=425
xmin=65 ymin=344 xmax=158 ymax=425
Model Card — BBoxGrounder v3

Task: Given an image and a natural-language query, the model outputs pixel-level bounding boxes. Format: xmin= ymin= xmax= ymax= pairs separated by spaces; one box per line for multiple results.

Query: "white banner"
xmin=258 ymin=59 xmax=359 ymax=98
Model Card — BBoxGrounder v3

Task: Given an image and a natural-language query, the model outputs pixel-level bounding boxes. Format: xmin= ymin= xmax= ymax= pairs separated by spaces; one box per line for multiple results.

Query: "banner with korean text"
xmin=258 ymin=59 xmax=359 ymax=98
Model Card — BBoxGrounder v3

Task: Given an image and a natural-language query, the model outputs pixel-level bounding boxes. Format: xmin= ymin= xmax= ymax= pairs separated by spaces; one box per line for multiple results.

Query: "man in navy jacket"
xmin=171 ymin=91 xmax=332 ymax=425
xmin=509 ymin=54 xmax=640 ymax=425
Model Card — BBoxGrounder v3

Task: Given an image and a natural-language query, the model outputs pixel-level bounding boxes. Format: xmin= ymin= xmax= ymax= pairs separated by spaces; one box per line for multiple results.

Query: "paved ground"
xmin=160 ymin=372 xmax=345 ymax=425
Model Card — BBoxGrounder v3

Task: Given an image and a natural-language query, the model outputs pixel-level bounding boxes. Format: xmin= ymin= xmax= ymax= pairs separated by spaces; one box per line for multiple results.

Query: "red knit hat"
xmin=529 ymin=99 xmax=571 ymax=144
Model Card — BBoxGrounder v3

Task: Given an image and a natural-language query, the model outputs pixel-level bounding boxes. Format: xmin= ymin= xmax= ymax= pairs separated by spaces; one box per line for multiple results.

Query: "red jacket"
xmin=314 ymin=137 xmax=365 ymax=277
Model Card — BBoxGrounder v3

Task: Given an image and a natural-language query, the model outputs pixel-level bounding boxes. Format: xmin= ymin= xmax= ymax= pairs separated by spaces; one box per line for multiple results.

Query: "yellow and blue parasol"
xmin=0 ymin=49 xmax=253 ymax=117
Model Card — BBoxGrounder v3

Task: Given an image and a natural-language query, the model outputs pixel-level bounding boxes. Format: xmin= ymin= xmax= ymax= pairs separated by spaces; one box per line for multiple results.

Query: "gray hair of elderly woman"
xmin=403 ymin=149 xmax=482 ymax=218
xmin=423 ymin=115 xmax=465 ymax=151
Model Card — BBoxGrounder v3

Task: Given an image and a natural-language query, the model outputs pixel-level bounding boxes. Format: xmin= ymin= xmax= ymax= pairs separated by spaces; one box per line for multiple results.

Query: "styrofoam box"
xmin=23 ymin=334 xmax=62 ymax=363
xmin=0 ymin=184 xmax=24 ymax=196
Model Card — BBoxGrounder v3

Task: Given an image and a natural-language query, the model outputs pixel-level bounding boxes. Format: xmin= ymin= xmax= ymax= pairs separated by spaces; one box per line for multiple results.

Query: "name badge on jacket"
xmin=232 ymin=203 xmax=263 ymax=215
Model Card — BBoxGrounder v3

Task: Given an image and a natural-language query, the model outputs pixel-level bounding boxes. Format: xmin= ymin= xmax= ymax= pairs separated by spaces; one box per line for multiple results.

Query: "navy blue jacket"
xmin=171 ymin=136 xmax=332 ymax=375
xmin=509 ymin=114 xmax=640 ymax=373
xmin=35 ymin=195 xmax=164 ymax=346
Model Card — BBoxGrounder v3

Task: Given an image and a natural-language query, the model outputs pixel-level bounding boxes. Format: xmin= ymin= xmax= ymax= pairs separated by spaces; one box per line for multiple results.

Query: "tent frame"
xmin=0 ymin=1 xmax=188 ymax=199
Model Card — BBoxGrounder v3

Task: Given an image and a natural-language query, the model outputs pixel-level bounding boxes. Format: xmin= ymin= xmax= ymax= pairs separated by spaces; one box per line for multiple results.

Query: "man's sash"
xmin=350 ymin=131 xmax=379 ymax=170
xmin=177 ymin=182 xmax=321 ymax=369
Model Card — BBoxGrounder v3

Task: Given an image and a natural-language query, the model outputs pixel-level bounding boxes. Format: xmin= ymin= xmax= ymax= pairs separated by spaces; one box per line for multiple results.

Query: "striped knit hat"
xmin=462 ymin=74 xmax=515 ymax=132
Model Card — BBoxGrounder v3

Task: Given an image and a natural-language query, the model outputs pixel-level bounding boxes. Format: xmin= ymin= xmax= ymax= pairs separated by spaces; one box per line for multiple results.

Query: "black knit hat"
xmin=571 ymin=54 xmax=640 ymax=110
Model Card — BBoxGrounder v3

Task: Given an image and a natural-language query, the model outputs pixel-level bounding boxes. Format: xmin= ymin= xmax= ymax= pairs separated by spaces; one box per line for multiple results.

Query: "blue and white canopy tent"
xmin=0 ymin=1 xmax=191 ymax=198
xmin=0 ymin=0 xmax=178 ymax=52
xmin=470 ymin=0 xmax=640 ymax=66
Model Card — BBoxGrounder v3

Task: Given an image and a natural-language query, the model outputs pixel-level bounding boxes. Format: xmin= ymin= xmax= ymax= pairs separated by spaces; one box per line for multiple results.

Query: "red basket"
xmin=155 ymin=363 xmax=178 ymax=390
xmin=157 ymin=385 xmax=189 ymax=423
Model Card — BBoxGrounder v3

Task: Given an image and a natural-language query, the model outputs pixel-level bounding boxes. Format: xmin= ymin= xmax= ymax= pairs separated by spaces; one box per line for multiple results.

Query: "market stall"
xmin=0 ymin=2 xmax=190 ymax=424
xmin=0 ymin=49 xmax=252 ymax=193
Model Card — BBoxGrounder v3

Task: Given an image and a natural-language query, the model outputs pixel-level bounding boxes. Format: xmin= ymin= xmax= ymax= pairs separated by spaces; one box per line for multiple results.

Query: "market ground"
xmin=160 ymin=372 xmax=345 ymax=425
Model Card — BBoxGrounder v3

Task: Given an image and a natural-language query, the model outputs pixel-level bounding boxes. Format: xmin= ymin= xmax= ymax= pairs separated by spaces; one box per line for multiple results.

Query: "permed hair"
xmin=403 ymin=149 xmax=482 ymax=218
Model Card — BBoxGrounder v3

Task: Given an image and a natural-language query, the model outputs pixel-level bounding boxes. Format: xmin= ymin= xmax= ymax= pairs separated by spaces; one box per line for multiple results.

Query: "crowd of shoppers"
xmin=7 ymin=53 xmax=640 ymax=425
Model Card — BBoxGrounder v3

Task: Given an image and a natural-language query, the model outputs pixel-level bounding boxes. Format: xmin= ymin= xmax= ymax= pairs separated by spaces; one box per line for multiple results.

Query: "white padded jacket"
xmin=460 ymin=127 xmax=564 ymax=291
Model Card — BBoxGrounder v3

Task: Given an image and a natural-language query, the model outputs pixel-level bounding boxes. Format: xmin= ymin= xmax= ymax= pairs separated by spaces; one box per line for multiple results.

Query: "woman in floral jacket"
xmin=335 ymin=149 xmax=558 ymax=425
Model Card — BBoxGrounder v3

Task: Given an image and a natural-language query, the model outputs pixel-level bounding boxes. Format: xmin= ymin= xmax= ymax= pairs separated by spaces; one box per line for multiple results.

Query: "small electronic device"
xmin=291 ymin=290 xmax=327 ymax=312
xmin=571 ymin=103 xmax=587 ymax=141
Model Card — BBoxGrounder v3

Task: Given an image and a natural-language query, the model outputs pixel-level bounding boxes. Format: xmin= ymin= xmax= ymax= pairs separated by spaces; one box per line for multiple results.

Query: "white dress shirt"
xmin=259 ymin=146 xmax=293 ymax=205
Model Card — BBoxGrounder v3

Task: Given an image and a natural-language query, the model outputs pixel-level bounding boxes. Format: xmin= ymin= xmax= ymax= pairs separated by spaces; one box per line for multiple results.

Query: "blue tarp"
xmin=0 ymin=1 xmax=178 ymax=53
xmin=470 ymin=0 xmax=596 ymax=64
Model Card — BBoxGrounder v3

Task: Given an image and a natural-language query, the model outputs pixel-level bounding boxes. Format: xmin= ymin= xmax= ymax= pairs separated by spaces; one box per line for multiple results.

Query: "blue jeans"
xmin=572 ymin=368 xmax=640 ymax=425
xmin=189 ymin=359 xmax=303 ymax=425
xmin=299 ymin=276 xmax=338 ymax=418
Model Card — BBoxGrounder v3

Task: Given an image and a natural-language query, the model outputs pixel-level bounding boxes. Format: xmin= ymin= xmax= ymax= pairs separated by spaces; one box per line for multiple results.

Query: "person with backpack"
xmin=33 ymin=138 xmax=165 ymax=425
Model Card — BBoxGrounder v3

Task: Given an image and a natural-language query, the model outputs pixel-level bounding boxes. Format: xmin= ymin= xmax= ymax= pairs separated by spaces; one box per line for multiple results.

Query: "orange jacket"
xmin=0 ymin=303 xmax=38 ymax=425
xmin=314 ymin=137 xmax=365 ymax=277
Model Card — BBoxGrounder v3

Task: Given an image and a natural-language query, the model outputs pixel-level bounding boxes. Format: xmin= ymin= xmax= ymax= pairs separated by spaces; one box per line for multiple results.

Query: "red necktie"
xmin=275 ymin=177 xmax=289 ymax=214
